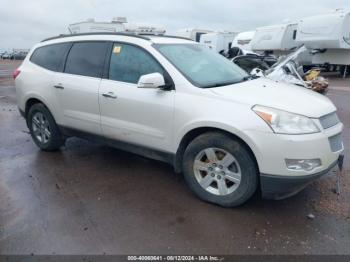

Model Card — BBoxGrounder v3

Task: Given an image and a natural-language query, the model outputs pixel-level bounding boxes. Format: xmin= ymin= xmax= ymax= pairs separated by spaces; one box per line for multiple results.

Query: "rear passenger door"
xmin=28 ymin=42 xmax=71 ymax=124
xmin=99 ymin=43 xmax=175 ymax=152
xmin=53 ymin=41 xmax=108 ymax=135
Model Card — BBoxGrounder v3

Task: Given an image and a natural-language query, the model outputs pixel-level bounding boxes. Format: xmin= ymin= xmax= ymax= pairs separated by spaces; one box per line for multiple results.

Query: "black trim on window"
xmin=58 ymin=42 xmax=73 ymax=72
xmin=102 ymin=42 xmax=114 ymax=79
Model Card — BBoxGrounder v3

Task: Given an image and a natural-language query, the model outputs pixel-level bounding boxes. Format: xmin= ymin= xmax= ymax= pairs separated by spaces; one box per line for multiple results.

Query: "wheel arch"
xmin=24 ymin=96 xmax=55 ymax=127
xmin=25 ymin=98 xmax=43 ymax=115
xmin=174 ymin=126 xmax=260 ymax=174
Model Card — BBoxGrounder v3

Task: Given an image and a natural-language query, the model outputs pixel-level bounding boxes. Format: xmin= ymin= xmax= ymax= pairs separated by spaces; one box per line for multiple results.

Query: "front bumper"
xmin=245 ymin=122 xmax=344 ymax=176
xmin=243 ymin=121 xmax=344 ymax=199
xmin=260 ymin=158 xmax=339 ymax=199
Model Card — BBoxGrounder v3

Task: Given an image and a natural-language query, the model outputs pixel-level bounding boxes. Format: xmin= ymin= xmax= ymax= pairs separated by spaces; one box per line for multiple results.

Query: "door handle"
xmin=53 ymin=84 xmax=64 ymax=89
xmin=102 ymin=92 xmax=117 ymax=99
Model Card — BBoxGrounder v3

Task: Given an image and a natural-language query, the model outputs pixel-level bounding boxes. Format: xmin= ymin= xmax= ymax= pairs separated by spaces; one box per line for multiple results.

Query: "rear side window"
xmin=30 ymin=43 xmax=70 ymax=71
xmin=109 ymin=43 xmax=165 ymax=84
xmin=64 ymin=42 xmax=108 ymax=78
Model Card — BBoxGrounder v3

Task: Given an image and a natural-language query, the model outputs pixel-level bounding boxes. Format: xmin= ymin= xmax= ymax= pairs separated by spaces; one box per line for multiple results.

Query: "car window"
xmin=155 ymin=43 xmax=247 ymax=88
xmin=109 ymin=43 xmax=165 ymax=84
xmin=30 ymin=43 xmax=70 ymax=72
xmin=64 ymin=42 xmax=108 ymax=78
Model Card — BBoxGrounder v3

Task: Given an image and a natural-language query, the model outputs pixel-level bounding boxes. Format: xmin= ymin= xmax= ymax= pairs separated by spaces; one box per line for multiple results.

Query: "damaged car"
xmin=15 ymin=34 xmax=343 ymax=207
xmin=250 ymin=46 xmax=329 ymax=94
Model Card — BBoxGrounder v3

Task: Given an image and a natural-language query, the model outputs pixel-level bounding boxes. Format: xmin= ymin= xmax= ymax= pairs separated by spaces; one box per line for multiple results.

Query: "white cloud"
xmin=0 ymin=0 xmax=349 ymax=49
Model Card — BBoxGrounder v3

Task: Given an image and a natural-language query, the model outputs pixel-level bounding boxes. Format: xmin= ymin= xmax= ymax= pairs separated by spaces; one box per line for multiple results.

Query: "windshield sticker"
xmin=113 ymin=46 xmax=122 ymax=54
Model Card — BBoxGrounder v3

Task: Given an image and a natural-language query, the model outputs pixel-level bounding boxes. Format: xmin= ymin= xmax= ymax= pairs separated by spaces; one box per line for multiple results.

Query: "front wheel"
xmin=182 ymin=132 xmax=258 ymax=207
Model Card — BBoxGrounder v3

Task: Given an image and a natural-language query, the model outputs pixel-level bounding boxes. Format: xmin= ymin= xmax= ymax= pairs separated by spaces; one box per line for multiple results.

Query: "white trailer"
xmin=296 ymin=9 xmax=350 ymax=76
xmin=68 ymin=17 xmax=166 ymax=35
xmin=250 ymin=22 xmax=298 ymax=55
xmin=231 ymin=31 xmax=255 ymax=51
xmin=199 ymin=32 xmax=237 ymax=53
xmin=69 ymin=17 xmax=127 ymax=33
xmin=123 ymin=23 xmax=166 ymax=35
xmin=175 ymin=28 xmax=213 ymax=42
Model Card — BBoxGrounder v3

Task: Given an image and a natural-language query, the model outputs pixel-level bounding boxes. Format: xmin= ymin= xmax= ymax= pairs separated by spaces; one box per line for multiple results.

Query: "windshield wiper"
xmin=241 ymin=75 xmax=260 ymax=82
xmin=202 ymin=75 xmax=260 ymax=88
xmin=203 ymin=80 xmax=241 ymax=88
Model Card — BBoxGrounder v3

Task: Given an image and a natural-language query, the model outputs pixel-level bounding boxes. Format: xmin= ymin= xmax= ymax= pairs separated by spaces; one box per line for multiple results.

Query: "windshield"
xmin=154 ymin=43 xmax=248 ymax=88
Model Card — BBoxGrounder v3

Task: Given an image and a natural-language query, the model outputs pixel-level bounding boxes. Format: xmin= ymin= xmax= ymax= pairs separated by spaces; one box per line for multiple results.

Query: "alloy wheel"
xmin=31 ymin=112 xmax=51 ymax=144
xmin=193 ymin=147 xmax=241 ymax=196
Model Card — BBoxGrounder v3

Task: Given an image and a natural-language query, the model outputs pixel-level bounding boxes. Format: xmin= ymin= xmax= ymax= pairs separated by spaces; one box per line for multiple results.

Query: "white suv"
xmin=15 ymin=33 xmax=344 ymax=206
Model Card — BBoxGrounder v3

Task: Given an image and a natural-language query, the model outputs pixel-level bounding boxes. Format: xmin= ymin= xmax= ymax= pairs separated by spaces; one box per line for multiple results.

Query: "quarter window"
xmin=64 ymin=42 xmax=108 ymax=78
xmin=30 ymin=43 xmax=70 ymax=72
xmin=109 ymin=43 xmax=165 ymax=84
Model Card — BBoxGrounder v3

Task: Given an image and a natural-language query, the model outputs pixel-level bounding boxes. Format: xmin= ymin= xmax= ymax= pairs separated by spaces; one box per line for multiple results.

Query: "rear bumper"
xmin=261 ymin=158 xmax=339 ymax=200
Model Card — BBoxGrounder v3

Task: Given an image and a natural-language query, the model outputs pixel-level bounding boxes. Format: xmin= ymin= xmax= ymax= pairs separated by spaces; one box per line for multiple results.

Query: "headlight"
xmin=252 ymin=105 xmax=320 ymax=134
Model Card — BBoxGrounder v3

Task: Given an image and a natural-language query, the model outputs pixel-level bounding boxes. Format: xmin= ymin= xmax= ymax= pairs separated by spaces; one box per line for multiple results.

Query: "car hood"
xmin=209 ymin=78 xmax=336 ymax=118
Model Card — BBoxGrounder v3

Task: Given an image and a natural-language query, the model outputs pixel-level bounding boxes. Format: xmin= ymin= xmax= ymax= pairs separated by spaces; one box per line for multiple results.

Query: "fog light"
xmin=285 ymin=159 xmax=321 ymax=171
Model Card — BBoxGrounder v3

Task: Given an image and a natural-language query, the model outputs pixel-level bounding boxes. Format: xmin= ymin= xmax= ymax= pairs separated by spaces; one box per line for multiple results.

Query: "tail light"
xmin=13 ymin=69 xmax=21 ymax=79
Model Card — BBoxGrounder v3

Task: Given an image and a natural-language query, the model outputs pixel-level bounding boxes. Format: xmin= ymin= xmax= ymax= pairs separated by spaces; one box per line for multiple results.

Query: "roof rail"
xmin=41 ymin=32 xmax=151 ymax=42
xmin=140 ymin=34 xmax=193 ymax=41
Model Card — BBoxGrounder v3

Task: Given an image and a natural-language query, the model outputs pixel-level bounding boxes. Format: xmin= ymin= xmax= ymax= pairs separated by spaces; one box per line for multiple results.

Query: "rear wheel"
xmin=182 ymin=132 xmax=258 ymax=207
xmin=27 ymin=103 xmax=64 ymax=151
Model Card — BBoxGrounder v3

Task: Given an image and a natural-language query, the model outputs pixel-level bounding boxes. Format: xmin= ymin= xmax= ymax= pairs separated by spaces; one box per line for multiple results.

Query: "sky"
xmin=1 ymin=0 xmax=350 ymax=50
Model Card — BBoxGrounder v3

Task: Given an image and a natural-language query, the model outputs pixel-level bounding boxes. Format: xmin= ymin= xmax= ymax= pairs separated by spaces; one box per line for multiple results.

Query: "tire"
xmin=27 ymin=103 xmax=64 ymax=151
xmin=182 ymin=132 xmax=258 ymax=207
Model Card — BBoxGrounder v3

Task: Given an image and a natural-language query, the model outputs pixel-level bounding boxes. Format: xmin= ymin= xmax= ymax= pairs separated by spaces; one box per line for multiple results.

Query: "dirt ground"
xmin=0 ymin=60 xmax=349 ymax=255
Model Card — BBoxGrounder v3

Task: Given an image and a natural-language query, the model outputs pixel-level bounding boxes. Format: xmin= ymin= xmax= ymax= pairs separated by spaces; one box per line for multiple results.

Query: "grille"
xmin=328 ymin=133 xmax=343 ymax=152
xmin=320 ymin=112 xmax=340 ymax=129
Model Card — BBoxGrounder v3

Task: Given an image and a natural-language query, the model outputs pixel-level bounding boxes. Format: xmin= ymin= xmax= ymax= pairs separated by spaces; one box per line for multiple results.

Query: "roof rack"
xmin=41 ymin=32 xmax=151 ymax=42
xmin=139 ymin=34 xmax=193 ymax=41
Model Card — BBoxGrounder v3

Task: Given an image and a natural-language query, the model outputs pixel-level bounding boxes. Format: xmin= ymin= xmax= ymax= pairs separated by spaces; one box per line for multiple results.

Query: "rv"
xmin=69 ymin=17 xmax=127 ymax=33
xmin=199 ymin=32 xmax=237 ymax=53
xmin=68 ymin=17 xmax=166 ymax=35
xmin=296 ymin=9 xmax=350 ymax=76
xmin=250 ymin=22 xmax=298 ymax=55
xmin=175 ymin=28 xmax=213 ymax=42
xmin=231 ymin=31 xmax=255 ymax=52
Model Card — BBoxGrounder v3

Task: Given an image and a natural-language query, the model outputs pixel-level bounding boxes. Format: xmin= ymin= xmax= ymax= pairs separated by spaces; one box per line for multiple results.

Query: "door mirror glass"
xmin=137 ymin=73 xmax=165 ymax=89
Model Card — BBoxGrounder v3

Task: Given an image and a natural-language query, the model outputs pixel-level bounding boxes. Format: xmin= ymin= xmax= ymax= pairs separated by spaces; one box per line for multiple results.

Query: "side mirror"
xmin=137 ymin=73 xmax=166 ymax=89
